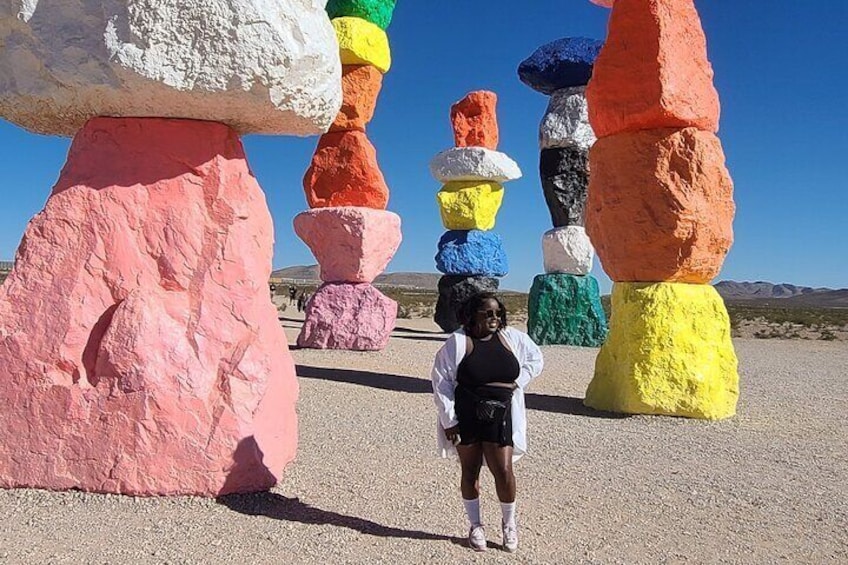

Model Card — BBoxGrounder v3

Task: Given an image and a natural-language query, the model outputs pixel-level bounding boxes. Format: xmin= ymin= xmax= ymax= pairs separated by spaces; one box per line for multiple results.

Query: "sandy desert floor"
xmin=1 ymin=311 xmax=846 ymax=564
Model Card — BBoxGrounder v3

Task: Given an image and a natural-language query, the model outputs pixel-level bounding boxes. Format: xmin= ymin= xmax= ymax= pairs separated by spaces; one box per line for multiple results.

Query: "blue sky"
xmin=0 ymin=1 xmax=846 ymax=292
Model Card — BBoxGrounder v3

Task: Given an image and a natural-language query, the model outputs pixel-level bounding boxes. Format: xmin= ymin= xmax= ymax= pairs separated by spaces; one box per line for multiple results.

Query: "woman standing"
xmin=431 ymin=292 xmax=544 ymax=553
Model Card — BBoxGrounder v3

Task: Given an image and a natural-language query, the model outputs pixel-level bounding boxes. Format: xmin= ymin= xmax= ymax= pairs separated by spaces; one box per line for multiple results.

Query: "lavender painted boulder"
xmin=293 ymin=207 xmax=402 ymax=283
xmin=297 ymin=283 xmax=397 ymax=351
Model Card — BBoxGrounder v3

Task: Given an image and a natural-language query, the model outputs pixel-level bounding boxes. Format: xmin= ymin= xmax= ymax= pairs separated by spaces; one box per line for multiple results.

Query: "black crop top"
xmin=457 ymin=334 xmax=521 ymax=388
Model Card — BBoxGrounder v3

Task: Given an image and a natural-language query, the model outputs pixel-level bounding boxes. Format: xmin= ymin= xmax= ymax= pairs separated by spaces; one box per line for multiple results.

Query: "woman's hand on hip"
xmin=443 ymin=425 xmax=460 ymax=444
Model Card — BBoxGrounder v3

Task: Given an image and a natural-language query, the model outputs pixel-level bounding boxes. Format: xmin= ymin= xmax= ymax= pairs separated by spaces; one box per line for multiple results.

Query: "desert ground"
xmin=1 ymin=310 xmax=846 ymax=564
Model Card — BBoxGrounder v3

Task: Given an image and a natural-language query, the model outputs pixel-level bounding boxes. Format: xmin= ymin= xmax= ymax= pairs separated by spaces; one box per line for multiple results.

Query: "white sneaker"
xmin=502 ymin=521 xmax=518 ymax=552
xmin=468 ymin=525 xmax=487 ymax=552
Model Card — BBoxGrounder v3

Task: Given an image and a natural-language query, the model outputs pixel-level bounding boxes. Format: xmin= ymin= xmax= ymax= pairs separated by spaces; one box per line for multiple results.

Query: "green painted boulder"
xmin=327 ymin=0 xmax=397 ymax=30
xmin=528 ymin=274 xmax=608 ymax=347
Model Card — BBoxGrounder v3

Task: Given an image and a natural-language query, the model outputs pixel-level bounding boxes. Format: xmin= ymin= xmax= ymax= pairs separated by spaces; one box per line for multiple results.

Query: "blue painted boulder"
xmin=435 ymin=230 xmax=508 ymax=277
xmin=518 ymin=37 xmax=603 ymax=95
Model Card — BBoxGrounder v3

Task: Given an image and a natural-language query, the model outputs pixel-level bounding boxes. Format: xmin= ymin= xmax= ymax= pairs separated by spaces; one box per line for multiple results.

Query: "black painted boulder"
xmin=527 ymin=273 xmax=608 ymax=346
xmin=434 ymin=275 xmax=500 ymax=333
xmin=540 ymin=146 xmax=589 ymax=228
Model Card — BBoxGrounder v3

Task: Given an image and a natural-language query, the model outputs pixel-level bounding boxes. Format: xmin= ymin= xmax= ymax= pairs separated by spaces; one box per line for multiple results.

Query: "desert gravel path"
xmin=1 ymin=313 xmax=846 ymax=564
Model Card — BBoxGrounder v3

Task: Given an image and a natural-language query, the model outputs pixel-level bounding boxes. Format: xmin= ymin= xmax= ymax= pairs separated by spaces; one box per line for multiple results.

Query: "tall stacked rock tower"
xmin=295 ymin=0 xmax=401 ymax=351
xmin=583 ymin=0 xmax=739 ymax=419
xmin=0 ymin=1 xmax=342 ymax=495
xmin=518 ymin=38 xmax=609 ymax=347
xmin=430 ymin=91 xmax=522 ymax=332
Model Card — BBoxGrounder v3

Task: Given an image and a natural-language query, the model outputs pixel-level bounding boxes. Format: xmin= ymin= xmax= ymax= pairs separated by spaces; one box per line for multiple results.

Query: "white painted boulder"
xmin=539 ymin=87 xmax=596 ymax=151
xmin=542 ymin=226 xmax=595 ymax=275
xmin=0 ymin=0 xmax=342 ymax=136
xmin=429 ymin=147 xmax=522 ymax=183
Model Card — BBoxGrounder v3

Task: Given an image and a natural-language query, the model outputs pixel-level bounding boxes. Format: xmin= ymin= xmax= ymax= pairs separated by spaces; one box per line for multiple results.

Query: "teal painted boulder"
xmin=527 ymin=274 xmax=608 ymax=346
xmin=327 ymin=0 xmax=397 ymax=30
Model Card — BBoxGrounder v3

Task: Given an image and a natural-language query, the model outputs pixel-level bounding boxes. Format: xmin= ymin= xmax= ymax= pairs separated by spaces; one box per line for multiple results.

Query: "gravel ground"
xmin=1 ymin=313 xmax=846 ymax=564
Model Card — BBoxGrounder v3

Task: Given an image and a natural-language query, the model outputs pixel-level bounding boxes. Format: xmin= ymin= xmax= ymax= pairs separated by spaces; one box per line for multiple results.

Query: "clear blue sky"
xmin=1 ymin=1 xmax=846 ymax=292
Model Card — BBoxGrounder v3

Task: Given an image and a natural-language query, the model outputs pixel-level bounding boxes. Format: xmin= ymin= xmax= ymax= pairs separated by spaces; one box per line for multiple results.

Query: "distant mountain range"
xmin=272 ymin=266 xmax=846 ymax=308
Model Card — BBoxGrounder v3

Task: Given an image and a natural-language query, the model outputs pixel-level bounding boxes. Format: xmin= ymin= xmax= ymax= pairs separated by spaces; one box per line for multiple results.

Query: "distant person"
xmin=431 ymin=292 xmax=543 ymax=553
xmin=296 ymin=292 xmax=305 ymax=313
xmin=269 ymin=283 xmax=276 ymax=296
xmin=288 ymin=285 xmax=297 ymax=305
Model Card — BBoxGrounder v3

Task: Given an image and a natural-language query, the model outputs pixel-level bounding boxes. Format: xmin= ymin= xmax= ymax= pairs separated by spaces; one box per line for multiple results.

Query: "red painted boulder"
xmin=297 ymin=283 xmax=397 ymax=351
xmin=0 ymin=117 xmax=298 ymax=496
xmin=585 ymin=128 xmax=735 ymax=283
xmin=330 ymin=65 xmax=384 ymax=132
xmin=586 ymin=0 xmax=720 ymax=138
xmin=303 ymin=131 xmax=389 ymax=209
xmin=450 ymin=91 xmax=499 ymax=150
xmin=294 ymin=207 xmax=402 ymax=283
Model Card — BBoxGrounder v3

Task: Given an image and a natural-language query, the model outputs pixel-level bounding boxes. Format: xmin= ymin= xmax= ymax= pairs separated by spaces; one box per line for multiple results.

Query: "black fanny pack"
xmin=462 ymin=386 xmax=512 ymax=424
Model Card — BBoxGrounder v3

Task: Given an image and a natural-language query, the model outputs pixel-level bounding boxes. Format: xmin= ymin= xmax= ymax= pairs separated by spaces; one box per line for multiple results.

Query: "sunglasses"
xmin=475 ymin=308 xmax=503 ymax=320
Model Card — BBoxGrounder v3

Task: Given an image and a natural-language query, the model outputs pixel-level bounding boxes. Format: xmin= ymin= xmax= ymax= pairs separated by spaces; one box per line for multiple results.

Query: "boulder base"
xmin=586 ymin=0 xmax=720 ymax=137
xmin=0 ymin=117 xmax=297 ymax=496
xmin=584 ymin=282 xmax=739 ymax=419
xmin=293 ymin=207 xmax=402 ymax=283
xmin=304 ymin=131 xmax=389 ymax=209
xmin=527 ymin=274 xmax=608 ymax=347
xmin=540 ymin=146 xmax=589 ymax=228
xmin=436 ymin=230 xmax=508 ymax=277
xmin=434 ymin=275 xmax=500 ymax=333
xmin=297 ymin=283 xmax=397 ymax=351
xmin=437 ymin=181 xmax=504 ymax=231
xmin=586 ymin=128 xmax=734 ymax=283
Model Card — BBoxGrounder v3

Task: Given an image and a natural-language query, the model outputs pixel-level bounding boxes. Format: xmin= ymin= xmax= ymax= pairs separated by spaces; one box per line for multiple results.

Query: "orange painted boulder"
xmin=450 ymin=90 xmax=499 ymax=150
xmin=586 ymin=0 xmax=720 ymax=138
xmin=585 ymin=128 xmax=734 ymax=283
xmin=330 ymin=65 xmax=384 ymax=132
xmin=0 ymin=117 xmax=297 ymax=496
xmin=303 ymin=131 xmax=389 ymax=209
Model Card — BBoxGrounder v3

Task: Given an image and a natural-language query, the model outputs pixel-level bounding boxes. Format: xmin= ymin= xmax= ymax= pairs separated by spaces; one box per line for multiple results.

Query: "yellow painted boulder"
xmin=332 ymin=17 xmax=392 ymax=73
xmin=437 ymin=181 xmax=504 ymax=231
xmin=585 ymin=282 xmax=739 ymax=420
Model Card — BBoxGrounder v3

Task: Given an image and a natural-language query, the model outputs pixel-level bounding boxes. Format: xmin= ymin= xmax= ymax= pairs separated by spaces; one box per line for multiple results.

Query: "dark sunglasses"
xmin=475 ymin=308 xmax=503 ymax=320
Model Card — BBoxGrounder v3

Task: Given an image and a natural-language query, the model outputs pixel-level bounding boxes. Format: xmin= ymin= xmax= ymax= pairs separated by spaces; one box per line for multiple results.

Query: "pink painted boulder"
xmin=297 ymin=283 xmax=397 ymax=351
xmin=293 ymin=207 xmax=402 ymax=283
xmin=0 ymin=117 xmax=298 ymax=496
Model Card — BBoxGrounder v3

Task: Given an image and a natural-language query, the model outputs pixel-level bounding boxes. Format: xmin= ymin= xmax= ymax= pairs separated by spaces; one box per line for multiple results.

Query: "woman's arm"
xmin=431 ymin=335 xmax=459 ymax=429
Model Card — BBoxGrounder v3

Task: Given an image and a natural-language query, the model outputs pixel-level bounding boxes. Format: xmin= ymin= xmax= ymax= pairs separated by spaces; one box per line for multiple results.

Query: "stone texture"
xmin=590 ymin=0 xmax=614 ymax=6
xmin=540 ymin=146 xmax=589 ymax=228
xmin=330 ymin=65 xmax=384 ymax=132
xmin=435 ymin=230 xmax=508 ymax=277
xmin=527 ymin=274 xmax=608 ymax=347
xmin=518 ymin=37 xmax=603 ymax=95
xmin=540 ymin=87 xmax=596 ymax=151
xmin=297 ymin=283 xmax=397 ymax=351
xmin=437 ymin=181 xmax=504 ymax=231
xmin=0 ymin=0 xmax=342 ymax=137
xmin=542 ymin=226 xmax=594 ymax=275
xmin=584 ymin=282 xmax=739 ymax=419
xmin=586 ymin=128 xmax=735 ymax=283
xmin=326 ymin=0 xmax=397 ymax=30
xmin=450 ymin=91 xmax=499 ymax=150
xmin=0 ymin=117 xmax=296 ymax=496
xmin=586 ymin=0 xmax=720 ymax=138
xmin=303 ymin=131 xmax=389 ymax=209
xmin=429 ymin=147 xmax=522 ymax=183
xmin=434 ymin=275 xmax=500 ymax=333
xmin=333 ymin=17 xmax=391 ymax=73
xmin=293 ymin=207 xmax=401 ymax=284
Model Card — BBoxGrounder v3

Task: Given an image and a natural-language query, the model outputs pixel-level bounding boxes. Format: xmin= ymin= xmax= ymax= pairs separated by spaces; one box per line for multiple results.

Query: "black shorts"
xmin=455 ymin=385 xmax=514 ymax=447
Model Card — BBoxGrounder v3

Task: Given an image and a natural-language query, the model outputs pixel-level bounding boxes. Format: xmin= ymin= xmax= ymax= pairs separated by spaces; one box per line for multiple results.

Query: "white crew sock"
xmin=500 ymin=501 xmax=516 ymax=527
xmin=463 ymin=497 xmax=482 ymax=527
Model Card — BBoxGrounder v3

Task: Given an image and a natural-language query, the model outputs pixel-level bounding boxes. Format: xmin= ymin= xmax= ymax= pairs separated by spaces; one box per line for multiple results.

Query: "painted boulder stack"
xmin=430 ymin=91 xmax=521 ymax=332
xmin=518 ymin=38 xmax=609 ymax=347
xmin=0 ymin=1 xmax=343 ymax=495
xmin=296 ymin=0 xmax=401 ymax=351
xmin=583 ymin=0 xmax=739 ymax=419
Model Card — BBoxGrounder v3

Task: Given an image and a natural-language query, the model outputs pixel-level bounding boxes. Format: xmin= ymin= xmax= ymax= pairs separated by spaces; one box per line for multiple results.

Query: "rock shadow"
xmin=218 ymin=492 xmax=460 ymax=543
xmin=220 ymin=437 xmax=278 ymax=496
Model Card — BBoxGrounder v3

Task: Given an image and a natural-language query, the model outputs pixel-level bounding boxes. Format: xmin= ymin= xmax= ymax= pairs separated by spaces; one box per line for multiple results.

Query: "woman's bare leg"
xmin=482 ymin=443 xmax=515 ymax=503
xmin=457 ymin=443 xmax=484 ymax=499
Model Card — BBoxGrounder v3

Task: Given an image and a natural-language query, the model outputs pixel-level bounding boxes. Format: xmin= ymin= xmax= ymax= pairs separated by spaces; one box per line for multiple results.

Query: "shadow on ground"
xmin=295 ymin=365 xmax=626 ymax=419
xmin=218 ymin=492 xmax=461 ymax=543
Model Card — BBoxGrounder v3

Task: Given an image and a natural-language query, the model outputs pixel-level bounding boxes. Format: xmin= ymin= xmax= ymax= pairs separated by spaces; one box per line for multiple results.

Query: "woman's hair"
xmin=460 ymin=292 xmax=508 ymax=332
